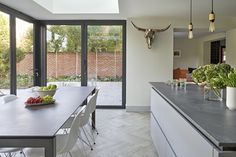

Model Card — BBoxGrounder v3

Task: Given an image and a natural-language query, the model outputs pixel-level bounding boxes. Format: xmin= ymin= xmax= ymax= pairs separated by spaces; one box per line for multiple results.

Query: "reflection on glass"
xmin=46 ymin=25 xmax=81 ymax=87
xmin=16 ymin=18 xmax=34 ymax=95
xmin=0 ymin=12 xmax=10 ymax=94
xmin=88 ymin=25 xmax=123 ymax=106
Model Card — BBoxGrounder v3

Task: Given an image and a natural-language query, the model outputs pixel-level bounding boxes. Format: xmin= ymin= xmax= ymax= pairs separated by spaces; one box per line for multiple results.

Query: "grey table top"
xmin=0 ymin=86 xmax=94 ymax=138
xmin=150 ymin=82 xmax=236 ymax=149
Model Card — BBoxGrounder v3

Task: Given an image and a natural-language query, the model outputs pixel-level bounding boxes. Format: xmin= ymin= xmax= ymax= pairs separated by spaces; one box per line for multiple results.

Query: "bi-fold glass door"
xmin=46 ymin=25 xmax=82 ymax=87
xmin=45 ymin=22 xmax=126 ymax=108
xmin=0 ymin=11 xmax=35 ymax=96
xmin=87 ymin=25 xmax=123 ymax=107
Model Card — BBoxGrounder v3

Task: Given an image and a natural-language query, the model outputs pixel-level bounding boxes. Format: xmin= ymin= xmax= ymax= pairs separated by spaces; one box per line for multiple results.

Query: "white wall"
xmin=226 ymin=29 xmax=236 ymax=68
xmin=203 ymin=41 xmax=211 ymax=65
xmin=173 ymin=33 xmax=226 ymax=69
xmin=173 ymin=38 xmax=200 ymax=69
xmin=126 ymin=17 xmax=173 ymax=110
xmin=126 ymin=16 xmax=236 ymax=111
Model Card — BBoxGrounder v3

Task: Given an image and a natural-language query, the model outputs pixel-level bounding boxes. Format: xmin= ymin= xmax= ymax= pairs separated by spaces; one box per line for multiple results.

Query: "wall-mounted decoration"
xmin=131 ymin=21 xmax=171 ymax=49
xmin=174 ymin=50 xmax=181 ymax=57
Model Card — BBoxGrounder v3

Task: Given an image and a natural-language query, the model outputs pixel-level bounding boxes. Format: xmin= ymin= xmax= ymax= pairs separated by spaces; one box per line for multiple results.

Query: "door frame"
xmin=41 ymin=20 xmax=126 ymax=109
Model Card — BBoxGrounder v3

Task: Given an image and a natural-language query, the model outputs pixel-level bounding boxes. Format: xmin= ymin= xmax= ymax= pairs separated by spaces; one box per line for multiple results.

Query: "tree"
xmin=65 ymin=26 xmax=81 ymax=52
xmin=47 ymin=25 xmax=66 ymax=53
xmin=0 ymin=13 xmax=10 ymax=79
xmin=46 ymin=25 xmax=122 ymax=53
xmin=0 ymin=13 xmax=27 ymax=80
xmin=18 ymin=27 xmax=33 ymax=53
xmin=88 ymin=26 xmax=122 ymax=52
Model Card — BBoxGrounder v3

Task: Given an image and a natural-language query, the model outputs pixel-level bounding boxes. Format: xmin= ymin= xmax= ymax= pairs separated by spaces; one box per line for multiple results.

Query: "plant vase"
xmin=226 ymin=87 xmax=236 ymax=110
xmin=204 ymin=87 xmax=224 ymax=101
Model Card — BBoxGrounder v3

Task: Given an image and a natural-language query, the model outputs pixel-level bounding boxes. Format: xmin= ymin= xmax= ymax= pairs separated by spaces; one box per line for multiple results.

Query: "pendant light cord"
xmin=212 ymin=0 xmax=213 ymax=12
xmin=190 ymin=0 xmax=192 ymax=23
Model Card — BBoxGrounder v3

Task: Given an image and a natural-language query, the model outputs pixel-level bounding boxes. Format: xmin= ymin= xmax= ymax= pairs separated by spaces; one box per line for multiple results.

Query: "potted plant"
xmin=192 ymin=63 xmax=232 ymax=101
xmin=224 ymin=69 xmax=236 ymax=110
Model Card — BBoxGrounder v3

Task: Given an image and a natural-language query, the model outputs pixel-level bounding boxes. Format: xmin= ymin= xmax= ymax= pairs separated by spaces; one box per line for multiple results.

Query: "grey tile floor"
xmin=10 ymin=110 xmax=158 ymax=157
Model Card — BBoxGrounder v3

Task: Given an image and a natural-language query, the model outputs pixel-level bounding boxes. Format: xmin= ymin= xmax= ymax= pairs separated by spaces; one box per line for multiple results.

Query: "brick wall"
xmin=17 ymin=52 xmax=122 ymax=78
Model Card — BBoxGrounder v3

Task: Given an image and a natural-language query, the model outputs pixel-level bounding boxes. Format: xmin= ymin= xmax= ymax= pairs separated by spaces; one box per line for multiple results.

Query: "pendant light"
xmin=209 ymin=0 xmax=215 ymax=32
xmin=188 ymin=0 xmax=193 ymax=39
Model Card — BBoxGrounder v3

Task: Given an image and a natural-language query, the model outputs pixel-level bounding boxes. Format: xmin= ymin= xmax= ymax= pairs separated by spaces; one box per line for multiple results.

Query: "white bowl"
xmin=36 ymin=90 xmax=56 ymax=97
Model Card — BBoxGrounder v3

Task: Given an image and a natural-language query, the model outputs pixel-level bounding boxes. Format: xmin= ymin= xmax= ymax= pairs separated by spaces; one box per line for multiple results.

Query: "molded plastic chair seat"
xmin=61 ymin=89 xmax=99 ymax=150
xmin=2 ymin=94 xmax=17 ymax=104
xmin=0 ymin=95 xmax=24 ymax=157
xmin=24 ymin=135 xmax=68 ymax=157
xmin=25 ymin=106 xmax=86 ymax=157
xmin=0 ymin=148 xmax=25 ymax=157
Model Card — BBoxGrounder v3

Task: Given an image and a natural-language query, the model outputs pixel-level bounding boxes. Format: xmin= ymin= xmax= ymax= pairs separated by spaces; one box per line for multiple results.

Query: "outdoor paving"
xmin=0 ymin=82 xmax=122 ymax=106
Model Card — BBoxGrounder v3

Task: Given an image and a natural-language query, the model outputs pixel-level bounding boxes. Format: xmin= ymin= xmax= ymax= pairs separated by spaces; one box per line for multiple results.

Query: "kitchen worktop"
xmin=150 ymin=82 xmax=236 ymax=150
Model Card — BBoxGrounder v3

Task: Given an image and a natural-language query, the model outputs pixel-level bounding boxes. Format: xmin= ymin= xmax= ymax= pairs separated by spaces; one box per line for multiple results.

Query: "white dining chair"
xmin=61 ymin=89 xmax=99 ymax=150
xmin=2 ymin=94 xmax=18 ymax=104
xmin=0 ymin=148 xmax=26 ymax=157
xmin=88 ymin=88 xmax=99 ymax=135
xmin=24 ymin=106 xmax=87 ymax=157
xmin=0 ymin=95 xmax=25 ymax=157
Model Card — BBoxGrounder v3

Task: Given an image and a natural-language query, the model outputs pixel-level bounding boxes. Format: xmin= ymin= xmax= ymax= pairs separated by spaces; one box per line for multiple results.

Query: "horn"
xmin=131 ymin=21 xmax=146 ymax=32
xmin=153 ymin=24 xmax=171 ymax=32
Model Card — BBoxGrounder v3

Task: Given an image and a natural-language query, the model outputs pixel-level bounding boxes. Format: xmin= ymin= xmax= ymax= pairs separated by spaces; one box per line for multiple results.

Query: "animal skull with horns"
xmin=131 ymin=21 xmax=171 ymax=49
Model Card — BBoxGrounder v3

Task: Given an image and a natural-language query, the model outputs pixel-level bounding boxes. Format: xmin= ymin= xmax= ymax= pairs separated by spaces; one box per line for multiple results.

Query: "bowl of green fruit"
xmin=36 ymin=84 xmax=57 ymax=97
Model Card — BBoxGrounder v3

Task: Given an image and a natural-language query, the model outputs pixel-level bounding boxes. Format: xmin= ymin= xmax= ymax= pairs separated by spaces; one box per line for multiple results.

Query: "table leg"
xmin=45 ymin=138 xmax=56 ymax=157
xmin=92 ymin=110 xmax=96 ymax=129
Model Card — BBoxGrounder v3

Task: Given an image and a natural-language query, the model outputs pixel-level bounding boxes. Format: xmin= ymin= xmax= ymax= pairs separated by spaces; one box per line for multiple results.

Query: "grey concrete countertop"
xmin=150 ymin=82 xmax=236 ymax=150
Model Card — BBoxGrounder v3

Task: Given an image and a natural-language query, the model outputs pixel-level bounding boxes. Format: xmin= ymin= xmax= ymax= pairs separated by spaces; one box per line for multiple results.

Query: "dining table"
xmin=0 ymin=86 xmax=95 ymax=157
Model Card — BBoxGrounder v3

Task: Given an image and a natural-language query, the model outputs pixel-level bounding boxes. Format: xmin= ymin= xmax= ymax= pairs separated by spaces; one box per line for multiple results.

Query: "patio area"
xmin=0 ymin=82 xmax=122 ymax=106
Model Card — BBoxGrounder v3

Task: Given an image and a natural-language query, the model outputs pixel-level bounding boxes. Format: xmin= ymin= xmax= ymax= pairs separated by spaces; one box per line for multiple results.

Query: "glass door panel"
xmin=88 ymin=25 xmax=123 ymax=106
xmin=16 ymin=18 xmax=34 ymax=95
xmin=0 ymin=12 xmax=10 ymax=94
xmin=46 ymin=25 xmax=81 ymax=87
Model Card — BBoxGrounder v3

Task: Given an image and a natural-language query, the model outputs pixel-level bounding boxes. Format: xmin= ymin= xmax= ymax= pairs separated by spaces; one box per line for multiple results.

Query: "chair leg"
xmin=21 ymin=151 xmax=26 ymax=157
xmin=82 ymin=128 xmax=93 ymax=150
xmin=84 ymin=125 xmax=95 ymax=145
xmin=77 ymin=138 xmax=88 ymax=157
xmin=78 ymin=136 xmax=91 ymax=148
xmin=68 ymin=152 xmax=73 ymax=157
xmin=91 ymin=117 xmax=99 ymax=135
xmin=20 ymin=149 xmax=26 ymax=157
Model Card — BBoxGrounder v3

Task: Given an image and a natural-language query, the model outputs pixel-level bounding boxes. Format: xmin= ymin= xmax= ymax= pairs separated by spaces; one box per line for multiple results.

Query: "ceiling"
xmin=0 ymin=0 xmax=236 ymax=20
xmin=31 ymin=0 xmax=119 ymax=14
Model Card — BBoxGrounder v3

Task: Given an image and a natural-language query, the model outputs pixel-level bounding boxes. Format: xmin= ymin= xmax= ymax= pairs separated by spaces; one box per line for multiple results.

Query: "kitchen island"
xmin=150 ymin=82 xmax=236 ymax=157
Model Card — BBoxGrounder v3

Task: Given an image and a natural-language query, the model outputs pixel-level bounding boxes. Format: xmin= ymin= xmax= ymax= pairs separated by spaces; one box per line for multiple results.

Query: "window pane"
xmin=16 ymin=18 xmax=34 ymax=95
xmin=46 ymin=25 xmax=81 ymax=87
xmin=0 ymin=12 xmax=10 ymax=94
xmin=88 ymin=25 xmax=123 ymax=106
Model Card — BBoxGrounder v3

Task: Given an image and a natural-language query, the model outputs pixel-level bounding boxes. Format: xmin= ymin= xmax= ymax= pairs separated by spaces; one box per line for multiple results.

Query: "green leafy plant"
xmin=192 ymin=63 xmax=233 ymax=89
xmin=223 ymin=69 xmax=236 ymax=87
xmin=192 ymin=66 xmax=207 ymax=84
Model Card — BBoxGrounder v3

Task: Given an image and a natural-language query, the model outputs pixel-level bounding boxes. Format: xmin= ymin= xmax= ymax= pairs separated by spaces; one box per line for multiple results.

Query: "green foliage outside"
xmin=1 ymin=17 xmax=123 ymax=89
xmin=47 ymin=75 xmax=122 ymax=82
xmin=0 ymin=13 xmax=33 ymax=88
xmin=47 ymin=25 xmax=122 ymax=53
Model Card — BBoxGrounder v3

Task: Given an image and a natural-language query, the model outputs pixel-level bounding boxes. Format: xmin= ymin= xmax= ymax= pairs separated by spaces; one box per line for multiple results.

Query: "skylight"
xmin=32 ymin=0 xmax=119 ymax=14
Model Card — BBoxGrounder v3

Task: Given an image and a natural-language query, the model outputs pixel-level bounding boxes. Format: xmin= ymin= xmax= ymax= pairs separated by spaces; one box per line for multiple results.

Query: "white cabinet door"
xmin=166 ymin=143 xmax=176 ymax=157
xmin=151 ymin=88 xmax=213 ymax=157
xmin=151 ymin=114 xmax=166 ymax=157
xmin=213 ymin=148 xmax=236 ymax=157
